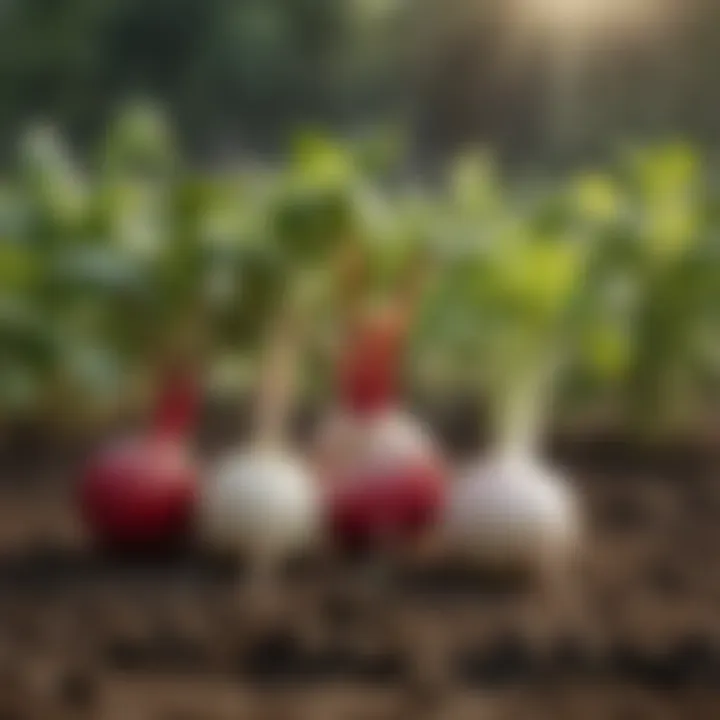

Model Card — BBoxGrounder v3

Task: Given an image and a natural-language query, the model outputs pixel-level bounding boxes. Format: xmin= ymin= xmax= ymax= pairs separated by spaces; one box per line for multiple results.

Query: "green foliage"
xmin=2 ymin=108 xmax=720 ymax=439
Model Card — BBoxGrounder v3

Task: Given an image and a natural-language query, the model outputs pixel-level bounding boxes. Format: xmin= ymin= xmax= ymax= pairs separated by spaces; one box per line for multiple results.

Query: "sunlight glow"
xmin=520 ymin=0 xmax=662 ymax=37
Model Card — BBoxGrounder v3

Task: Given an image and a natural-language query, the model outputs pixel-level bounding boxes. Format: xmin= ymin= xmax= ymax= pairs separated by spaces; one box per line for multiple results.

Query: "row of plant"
xmin=1 ymin=105 xmax=719 ymax=443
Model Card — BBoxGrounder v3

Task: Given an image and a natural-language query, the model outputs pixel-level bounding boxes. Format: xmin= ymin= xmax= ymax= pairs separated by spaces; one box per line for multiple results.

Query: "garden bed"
xmin=0 ymin=432 xmax=719 ymax=719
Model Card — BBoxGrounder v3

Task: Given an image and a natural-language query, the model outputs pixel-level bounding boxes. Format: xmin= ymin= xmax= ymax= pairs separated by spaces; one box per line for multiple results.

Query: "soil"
xmin=1 ymin=430 xmax=720 ymax=719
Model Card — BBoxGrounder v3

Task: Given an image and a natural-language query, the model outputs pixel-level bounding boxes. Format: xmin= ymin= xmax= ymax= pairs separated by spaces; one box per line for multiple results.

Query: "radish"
xmin=200 ymin=147 xmax=368 ymax=575
xmin=199 ymin=290 xmax=321 ymax=567
xmin=440 ymin=237 xmax=586 ymax=577
xmin=315 ymin=289 xmax=446 ymax=554
xmin=78 ymin=366 xmax=199 ymax=550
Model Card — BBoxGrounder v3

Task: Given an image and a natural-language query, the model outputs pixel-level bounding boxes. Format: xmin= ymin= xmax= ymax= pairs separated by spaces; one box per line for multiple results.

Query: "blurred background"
xmin=2 ymin=4 xmax=720 ymax=719
xmin=0 ymin=0 xmax=716 ymax=165
xmin=3 ymin=0 xmax=720 ymax=445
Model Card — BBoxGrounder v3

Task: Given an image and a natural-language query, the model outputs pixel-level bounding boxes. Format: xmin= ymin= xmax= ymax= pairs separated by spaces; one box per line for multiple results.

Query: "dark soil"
xmin=1 ymin=433 xmax=720 ymax=719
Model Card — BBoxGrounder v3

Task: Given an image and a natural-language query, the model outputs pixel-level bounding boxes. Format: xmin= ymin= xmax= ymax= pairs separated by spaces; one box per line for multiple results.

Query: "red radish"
xmin=323 ymin=407 xmax=446 ymax=552
xmin=316 ymin=294 xmax=446 ymax=553
xmin=78 ymin=368 xmax=199 ymax=549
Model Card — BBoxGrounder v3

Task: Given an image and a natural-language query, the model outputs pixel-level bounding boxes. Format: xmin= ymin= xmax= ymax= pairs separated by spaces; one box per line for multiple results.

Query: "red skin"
xmin=79 ymin=438 xmax=197 ymax=548
xmin=327 ymin=454 xmax=445 ymax=552
xmin=78 ymin=369 xmax=199 ymax=550
xmin=327 ymin=306 xmax=446 ymax=551
xmin=338 ymin=307 xmax=406 ymax=416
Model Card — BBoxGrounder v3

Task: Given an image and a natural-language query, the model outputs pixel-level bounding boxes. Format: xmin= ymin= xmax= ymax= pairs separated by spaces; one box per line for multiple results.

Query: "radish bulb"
xmin=201 ymin=449 xmax=318 ymax=559
xmin=199 ymin=292 xmax=320 ymax=566
xmin=316 ymin=304 xmax=446 ymax=553
xmin=78 ymin=368 xmax=199 ymax=549
xmin=447 ymin=450 xmax=579 ymax=573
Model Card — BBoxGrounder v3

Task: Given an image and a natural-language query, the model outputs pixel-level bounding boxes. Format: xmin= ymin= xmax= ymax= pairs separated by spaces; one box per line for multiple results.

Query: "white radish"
xmin=201 ymin=448 xmax=319 ymax=560
xmin=445 ymin=450 xmax=579 ymax=573
xmin=443 ymin=354 xmax=582 ymax=574
xmin=439 ymin=234 xmax=589 ymax=576
xmin=200 ymin=284 xmax=321 ymax=570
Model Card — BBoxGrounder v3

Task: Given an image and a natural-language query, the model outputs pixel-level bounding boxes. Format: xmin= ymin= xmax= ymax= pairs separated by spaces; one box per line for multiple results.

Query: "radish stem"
xmin=151 ymin=301 xmax=208 ymax=441
xmin=256 ymin=245 xmax=356 ymax=447
xmin=253 ymin=291 xmax=305 ymax=450
xmin=152 ymin=367 xmax=200 ymax=441
xmin=489 ymin=349 xmax=560 ymax=459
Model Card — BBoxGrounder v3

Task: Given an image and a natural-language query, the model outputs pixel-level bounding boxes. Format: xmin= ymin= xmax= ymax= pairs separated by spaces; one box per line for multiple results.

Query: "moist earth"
xmin=1 ymin=433 xmax=719 ymax=719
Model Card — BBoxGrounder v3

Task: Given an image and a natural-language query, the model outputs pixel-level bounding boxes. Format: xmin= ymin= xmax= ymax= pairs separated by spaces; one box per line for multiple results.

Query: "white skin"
xmin=200 ymin=446 xmax=321 ymax=605
xmin=445 ymin=450 xmax=580 ymax=573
